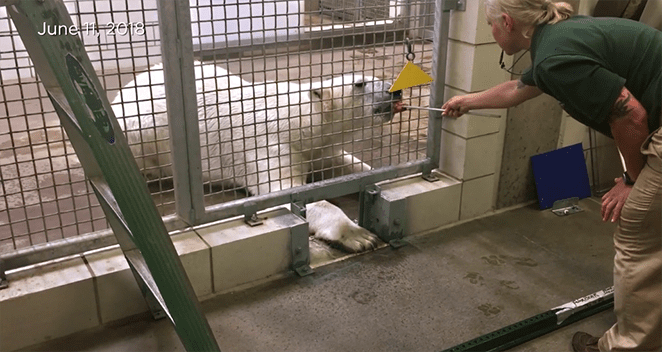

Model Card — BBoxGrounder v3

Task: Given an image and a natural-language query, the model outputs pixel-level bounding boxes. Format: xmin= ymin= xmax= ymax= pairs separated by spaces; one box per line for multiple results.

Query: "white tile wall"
xmin=171 ymin=231 xmax=212 ymax=298
xmin=445 ymin=40 xmax=475 ymax=91
xmin=440 ymin=129 xmax=500 ymax=183
xmin=440 ymin=130 xmax=467 ymax=179
xmin=85 ymin=247 xmax=149 ymax=323
xmin=0 ymin=256 xmax=99 ymax=351
xmin=461 ymin=174 xmax=495 ymax=220
xmin=442 ymin=87 xmax=504 ymax=138
xmin=0 ymin=207 xmax=305 ymax=350
xmin=464 ymin=132 xmax=500 ymax=180
xmin=446 ymin=41 xmax=511 ymax=93
xmin=441 ymin=0 xmax=515 ymax=219
xmin=471 ymin=43 xmax=513 ymax=92
xmin=449 ymin=0 xmax=493 ymax=44
xmin=195 ymin=208 xmax=301 ymax=294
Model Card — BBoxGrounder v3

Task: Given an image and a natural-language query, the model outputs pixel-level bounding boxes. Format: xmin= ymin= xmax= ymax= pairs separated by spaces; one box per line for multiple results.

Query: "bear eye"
xmin=354 ymin=80 xmax=366 ymax=88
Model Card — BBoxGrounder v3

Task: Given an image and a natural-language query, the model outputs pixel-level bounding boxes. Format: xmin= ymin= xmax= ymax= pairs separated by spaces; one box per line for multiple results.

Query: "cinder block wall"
xmin=494 ymin=52 xmax=563 ymax=209
xmin=441 ymin=0 xmax=511 ymax=218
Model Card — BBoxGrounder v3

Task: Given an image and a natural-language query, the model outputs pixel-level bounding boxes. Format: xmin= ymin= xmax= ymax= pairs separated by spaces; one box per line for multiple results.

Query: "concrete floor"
xmin=23 ymin=197 xmax=616 ymax=352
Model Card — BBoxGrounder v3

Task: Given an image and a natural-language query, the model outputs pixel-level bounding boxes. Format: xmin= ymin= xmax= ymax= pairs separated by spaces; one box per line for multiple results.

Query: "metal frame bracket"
xmin=243 ymin=202 xmax=264 ymax=226
xmin=290 ymin=200 xmax=307 ymax=220
xmin=360 ymin=184 xmax=408 ymax=247
xmin=290 ymin=222 xmax=313 ymax=277
xmin=422 ymin=173 xmax=440 ymax=182
xmin=245 ymin=214 xmax=264 ymax=227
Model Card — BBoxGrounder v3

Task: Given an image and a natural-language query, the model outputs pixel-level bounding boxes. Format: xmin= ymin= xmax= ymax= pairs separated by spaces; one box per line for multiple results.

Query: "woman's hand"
xmin=601 ymin=177 xmax=633 ymax=222
xmin=441 ymin=95 xmax=472 ymax=118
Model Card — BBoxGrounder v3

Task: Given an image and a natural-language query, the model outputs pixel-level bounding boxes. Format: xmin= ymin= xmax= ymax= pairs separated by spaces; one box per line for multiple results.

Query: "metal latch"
xmin=551 ymin=197 xmax=583 ymax=216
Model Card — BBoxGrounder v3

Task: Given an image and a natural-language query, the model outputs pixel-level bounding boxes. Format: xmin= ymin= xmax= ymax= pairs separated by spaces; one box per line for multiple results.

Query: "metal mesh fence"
xmin=0 ymin=0 xmax=434 ymax=261
xmin=0 ymin=0 xmax=166 ymax=253
xmin=186 ymin=0 xmax=433 ymax=206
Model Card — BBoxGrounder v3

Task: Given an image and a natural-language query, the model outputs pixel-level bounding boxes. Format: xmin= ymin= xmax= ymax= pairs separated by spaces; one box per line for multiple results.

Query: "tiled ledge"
xmin=0 ymin=207 xmax=303 ymax=351
xmin=0 ymin=256 xmax=99 ymax=351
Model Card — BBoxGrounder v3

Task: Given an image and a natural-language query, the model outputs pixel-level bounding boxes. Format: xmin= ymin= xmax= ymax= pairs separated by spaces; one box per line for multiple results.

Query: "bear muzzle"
xmin=371 ymin=87 xmax=403 ymax=122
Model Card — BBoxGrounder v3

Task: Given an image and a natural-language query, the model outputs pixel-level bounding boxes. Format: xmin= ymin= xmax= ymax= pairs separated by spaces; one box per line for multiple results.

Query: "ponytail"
xmin=486 ymin=0 xmax=574 ymax=28
xmin=538 ymin=1 xmax=574 ymax=25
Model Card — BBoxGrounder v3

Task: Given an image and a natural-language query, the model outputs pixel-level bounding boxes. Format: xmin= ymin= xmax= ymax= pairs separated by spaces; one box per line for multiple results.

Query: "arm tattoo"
xmin=609 ymin=90 xmax=632 ymax=123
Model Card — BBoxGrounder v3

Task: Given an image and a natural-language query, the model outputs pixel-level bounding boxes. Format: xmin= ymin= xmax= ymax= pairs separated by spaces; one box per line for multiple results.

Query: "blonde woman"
xmin=442 ymin=1 xmax=662 ymax=351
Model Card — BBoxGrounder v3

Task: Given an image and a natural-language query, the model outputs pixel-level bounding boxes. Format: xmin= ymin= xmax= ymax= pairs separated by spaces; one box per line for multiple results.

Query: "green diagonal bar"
xmin=440 ymin=289 xmax=614 ymax=352
xmin=5 ymin=1 xmax=221 ymax=350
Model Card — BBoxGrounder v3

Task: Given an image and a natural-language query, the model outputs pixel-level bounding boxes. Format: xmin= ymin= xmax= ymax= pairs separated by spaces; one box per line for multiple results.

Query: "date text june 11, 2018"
xmin=37 ymin=21 xmax=145 ymax=37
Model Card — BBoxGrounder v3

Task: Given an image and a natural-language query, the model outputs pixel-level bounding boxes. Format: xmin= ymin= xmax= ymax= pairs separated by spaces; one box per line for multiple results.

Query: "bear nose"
xmin=391 ymin=89 xmax=402 ymax=99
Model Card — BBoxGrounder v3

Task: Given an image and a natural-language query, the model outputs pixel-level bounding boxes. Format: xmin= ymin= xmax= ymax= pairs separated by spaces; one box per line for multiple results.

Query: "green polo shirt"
xmin=521 ymin=15 xmax=662 ymax=138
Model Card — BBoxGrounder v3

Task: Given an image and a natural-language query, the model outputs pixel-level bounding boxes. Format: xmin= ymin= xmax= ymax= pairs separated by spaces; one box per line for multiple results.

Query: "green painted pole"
xmin=440 ymin=287 xmax=614 ymax=352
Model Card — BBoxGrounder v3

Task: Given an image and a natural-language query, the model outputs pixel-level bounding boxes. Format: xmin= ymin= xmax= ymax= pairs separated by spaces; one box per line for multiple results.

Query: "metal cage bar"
xmin=423 ymin=0 xmax=450 ymax=177
xmin=157 ymin=0 xmax=206 ymax=225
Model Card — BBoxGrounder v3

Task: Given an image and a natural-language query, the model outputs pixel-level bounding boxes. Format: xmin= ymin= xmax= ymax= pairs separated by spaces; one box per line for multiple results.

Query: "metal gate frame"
xmin=1 ymin=0 xmax=459 ymax=274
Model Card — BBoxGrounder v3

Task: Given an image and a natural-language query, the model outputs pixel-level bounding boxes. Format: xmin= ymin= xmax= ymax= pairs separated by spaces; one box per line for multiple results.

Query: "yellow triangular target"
xmin=389 ymin=61 xmax=434 ymax=92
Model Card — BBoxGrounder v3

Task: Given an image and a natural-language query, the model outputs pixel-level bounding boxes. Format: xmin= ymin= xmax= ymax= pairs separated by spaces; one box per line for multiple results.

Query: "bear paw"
xmin=306 ymin=200 xmax=382 ymax=253
xmin=313 ymin=222 xmax=381 ymax=253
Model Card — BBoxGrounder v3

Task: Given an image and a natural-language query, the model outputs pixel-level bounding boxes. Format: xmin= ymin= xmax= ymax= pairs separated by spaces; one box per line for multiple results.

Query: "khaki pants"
xmin=599 ymin=126 xmax=662 ymax=351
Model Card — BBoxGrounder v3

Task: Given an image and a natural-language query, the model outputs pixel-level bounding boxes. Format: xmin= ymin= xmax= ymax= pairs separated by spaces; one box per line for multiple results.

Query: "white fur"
xmin=111 ymin=62 xmax=401 ymax=252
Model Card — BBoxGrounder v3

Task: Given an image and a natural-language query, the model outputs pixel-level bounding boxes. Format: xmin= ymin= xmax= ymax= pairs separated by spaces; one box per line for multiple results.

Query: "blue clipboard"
xmin=531 ymin=143 xmax=592 ymax=210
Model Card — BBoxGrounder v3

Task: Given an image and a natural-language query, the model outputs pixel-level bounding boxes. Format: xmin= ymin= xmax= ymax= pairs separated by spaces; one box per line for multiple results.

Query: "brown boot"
xmin=572 ymin=332 xmax=601 ymax=352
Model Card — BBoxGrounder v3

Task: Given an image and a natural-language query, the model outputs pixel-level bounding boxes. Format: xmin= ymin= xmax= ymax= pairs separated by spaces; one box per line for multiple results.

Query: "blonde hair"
xmin=486 ymin=0 xmax=574 ymax=29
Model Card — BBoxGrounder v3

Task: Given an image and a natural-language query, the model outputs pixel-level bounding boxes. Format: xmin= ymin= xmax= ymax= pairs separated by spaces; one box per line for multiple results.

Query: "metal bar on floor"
xmin=440 ymin=286 xmax=614 ymax=352
xmin=3 ymin=1 xmax=220 ymax=350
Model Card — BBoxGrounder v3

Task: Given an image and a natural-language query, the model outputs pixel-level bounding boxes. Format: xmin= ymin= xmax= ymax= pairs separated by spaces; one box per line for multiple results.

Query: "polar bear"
xmin=111 ymin=62 xmax=403 ymax=252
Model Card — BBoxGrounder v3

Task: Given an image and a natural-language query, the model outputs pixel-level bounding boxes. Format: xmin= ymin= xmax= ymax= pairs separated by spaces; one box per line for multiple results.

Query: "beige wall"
xmin=441 ymin=0 xmax=625 ymax=211
xmin=441 ymin=0 xmax=511 ymax=219
xmin=442 ymin=0 xmax=562 ymax=215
